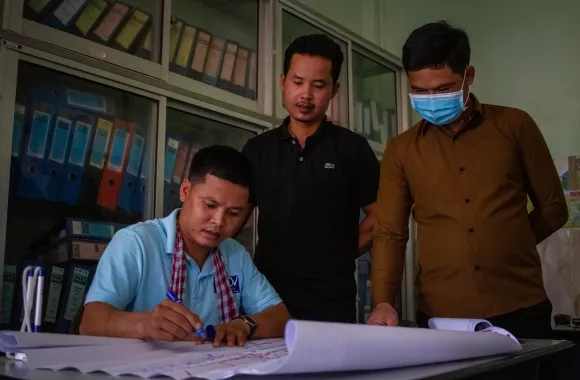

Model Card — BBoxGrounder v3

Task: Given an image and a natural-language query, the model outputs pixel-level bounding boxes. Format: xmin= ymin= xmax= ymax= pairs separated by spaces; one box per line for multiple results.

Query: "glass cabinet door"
xmin=279 ymin=10 xmax=348 ymax=127
xmin=168 ymin=0 xmax=259 ymax=101
xmin=163 ymin=107 xmax=257 ymax=254
xmin=22 ymin=0 xmax=162 ymax=62
xmin=352 ymin=50 xmax=398 ymax=153
xmin=2 ymin=61 xmax=157 ymax=334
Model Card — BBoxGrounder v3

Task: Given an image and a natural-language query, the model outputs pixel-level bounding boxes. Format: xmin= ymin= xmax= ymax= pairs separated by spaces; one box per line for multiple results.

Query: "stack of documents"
xmin=0 ymin=320 xmax=521 ymax=380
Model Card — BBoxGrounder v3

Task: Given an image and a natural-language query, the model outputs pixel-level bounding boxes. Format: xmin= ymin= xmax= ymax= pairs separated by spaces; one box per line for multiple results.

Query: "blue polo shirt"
xmin=85 ymin=209 xmax=282 ymax=326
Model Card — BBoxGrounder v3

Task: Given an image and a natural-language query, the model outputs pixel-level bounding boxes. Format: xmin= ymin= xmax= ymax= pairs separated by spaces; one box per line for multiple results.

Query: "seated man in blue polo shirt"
xmin=80 ymin=145 xmax=290 ymax=347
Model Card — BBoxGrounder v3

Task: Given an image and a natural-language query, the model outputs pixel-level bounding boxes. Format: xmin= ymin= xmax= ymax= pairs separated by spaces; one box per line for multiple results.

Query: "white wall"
xmin=295 ymin=0 xmax=382 ymax=45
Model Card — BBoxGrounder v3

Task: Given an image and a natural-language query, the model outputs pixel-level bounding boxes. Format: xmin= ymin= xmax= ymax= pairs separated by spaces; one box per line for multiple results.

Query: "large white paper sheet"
xmin=15 ymin=320 xmax=520 ymax=380
xmin=0 ymin=331 xmax=141 ymax=352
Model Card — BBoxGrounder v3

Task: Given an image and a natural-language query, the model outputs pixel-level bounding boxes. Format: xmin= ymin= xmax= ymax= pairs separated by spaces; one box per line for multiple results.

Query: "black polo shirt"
xmin=242 ymin=117 xmax=380 ymax=322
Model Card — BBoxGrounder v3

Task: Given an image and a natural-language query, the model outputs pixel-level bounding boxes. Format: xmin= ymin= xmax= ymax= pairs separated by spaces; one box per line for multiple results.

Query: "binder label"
xmin=49 ymin=116 xmax=73 ymax=164
xmin=53 ymin=0 xmax=88 ymax=26
xmin=108 ymin=128 xmax=130 ymax=172
xmin=89 ymin=118 xmax=113 ymax=169
xmin=191 ymin=31 xmax=211 ymax=73
xmin=69 ymin=121 xmax=92 ymax=167
xmin=169 ymin=20 xmax=183 ymax=61
xmin=205 ymin=38 xmax=225 ymax=78
xmin=67 ymin=89 xmax=107 ymax=113
xmin=116 ymin=9 xmax=149 ymax=50
xmin=1 ymin=265 xmax=17 ymax=324
xmin=94 ymin=2 xmax=129 ymax=42
xmin=11 ymin=105 xmax=26 ymax=158
xmin=72 ymin=220 xmax=114 ymax=239
xmin=75 ymin=0 xmax=108 ymax=36
xmin=27 ymin=110 xmax=52 ymax=159
xmin=220 ymin=42 xmax=238 ymax=81
xmin=175 ymin=25 xmax=196 ymax=68
xmin=233 ymin=48 xmax=249 ymax=87
xmin=164 ymin=138 xmax=179 ymax=183
xmin=63 ymin=267 xmax=90 ymax=321
xmin=127 ymin=135 xmax=145 ymax=177
xmin=27 ymin=0 xmax=51 ymax=14
xmin=44 ymin=267 xmax=65 ymax=323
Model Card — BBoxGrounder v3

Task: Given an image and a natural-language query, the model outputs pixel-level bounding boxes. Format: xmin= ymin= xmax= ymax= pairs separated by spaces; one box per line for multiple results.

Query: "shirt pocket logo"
xmin=213 ymin=275 xmax=241 ymax=293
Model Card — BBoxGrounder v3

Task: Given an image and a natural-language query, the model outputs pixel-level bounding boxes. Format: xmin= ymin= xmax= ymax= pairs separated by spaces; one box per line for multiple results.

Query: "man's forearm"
xmin=358 ymin=215 xmax=374 ymax=256
xmin=528 ymin=205 xmax=568 ymax=244
xmin=80 ymin=302 xmax=149 ymax=339
xmin=371 ymin=239 xmax=406 ymax=307
xmin=251 ymin=303 xmax=290 ymax=339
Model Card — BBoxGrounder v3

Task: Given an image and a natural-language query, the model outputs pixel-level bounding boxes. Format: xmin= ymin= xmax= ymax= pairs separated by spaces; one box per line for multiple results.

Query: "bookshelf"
xmin=0 ymin=0 xmax=410 ymax=330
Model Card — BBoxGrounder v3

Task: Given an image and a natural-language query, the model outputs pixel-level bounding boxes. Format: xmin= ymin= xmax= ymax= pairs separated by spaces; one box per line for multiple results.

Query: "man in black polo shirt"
xmin=241 ymin=34 xmax=379 ymax=323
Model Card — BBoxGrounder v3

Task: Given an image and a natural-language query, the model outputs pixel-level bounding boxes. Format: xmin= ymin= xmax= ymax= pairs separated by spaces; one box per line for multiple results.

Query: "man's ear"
xmin=280 ymin=74 xmax=286 ymax=91
xmin=465 ymin=65 xmax=476 ymax=86
xmin=179 ymin=179 xmax=191 ymax=203
xmin=331 ymin=82 xmax=340 ymax=98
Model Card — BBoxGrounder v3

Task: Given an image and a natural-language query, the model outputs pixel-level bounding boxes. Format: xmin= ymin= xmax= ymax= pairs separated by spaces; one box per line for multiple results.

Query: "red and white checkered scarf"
xmin=169 ymin=222 xmax=237 ymax=324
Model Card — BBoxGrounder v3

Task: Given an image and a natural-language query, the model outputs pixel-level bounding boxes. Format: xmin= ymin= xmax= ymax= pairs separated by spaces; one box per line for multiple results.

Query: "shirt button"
xmin=292 ymin=139 xmax=296 ymax=145
xmin=468 ymin=227 xmax=475 ymax=232
xmin=459 ymin=167 xmax=466 ymax=172
xmin=465 ymin=198 xmax=471 ymax=203
xmin=299 ymin=157 xmax=304 ymax=162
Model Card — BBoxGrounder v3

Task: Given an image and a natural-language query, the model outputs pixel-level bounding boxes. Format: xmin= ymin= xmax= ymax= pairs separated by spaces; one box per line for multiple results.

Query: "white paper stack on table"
xmin=0 ymin=319 xmax=521 ymax=380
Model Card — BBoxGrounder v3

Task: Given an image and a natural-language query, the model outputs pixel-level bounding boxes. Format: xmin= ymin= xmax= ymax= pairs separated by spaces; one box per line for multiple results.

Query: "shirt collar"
xmin=162 ymin=208 xmax=180 ymax=255
xmin=419 ymin=93 xmax=483 ymax=135
xmin=277 ymin=116 xmax=331 ymax=140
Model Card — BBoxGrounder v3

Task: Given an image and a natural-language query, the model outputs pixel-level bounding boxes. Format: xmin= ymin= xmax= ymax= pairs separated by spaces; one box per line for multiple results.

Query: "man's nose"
xmin=300 ymin=86 xmax=314 ymax=100
xmin=211 ymin=210 xmax=226 ymax=226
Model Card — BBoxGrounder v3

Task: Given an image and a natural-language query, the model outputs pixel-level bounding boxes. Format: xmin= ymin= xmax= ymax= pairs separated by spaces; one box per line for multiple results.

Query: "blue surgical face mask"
xmin=409 ymin=74 xmax=469 ymax=126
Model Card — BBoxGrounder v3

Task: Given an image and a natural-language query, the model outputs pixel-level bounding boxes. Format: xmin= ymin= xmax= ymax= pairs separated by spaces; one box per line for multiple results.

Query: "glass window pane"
xmin=163 ymin=108 xmax=257 ymax=253
xmin=352 ymin=51 xmax=398 ymax=146
xmin=2 ymin=62 xmax=157 ymax=333
xmin=280 ymin=11 xmax=348 ymax=126
xmin=23 ymin=0 xmax=161 ymax=63
xmin=169 ymin=0 xmax=259 ymax=101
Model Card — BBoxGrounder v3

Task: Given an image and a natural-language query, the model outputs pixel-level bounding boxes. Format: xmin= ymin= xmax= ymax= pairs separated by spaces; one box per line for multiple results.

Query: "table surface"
xmin=0 ymin=339 xmax=573 ymax=380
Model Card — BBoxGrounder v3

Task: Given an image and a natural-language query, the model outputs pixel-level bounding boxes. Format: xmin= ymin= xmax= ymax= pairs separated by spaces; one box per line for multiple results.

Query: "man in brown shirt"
xmin=367 ymin=21 xmax=568 ymax=339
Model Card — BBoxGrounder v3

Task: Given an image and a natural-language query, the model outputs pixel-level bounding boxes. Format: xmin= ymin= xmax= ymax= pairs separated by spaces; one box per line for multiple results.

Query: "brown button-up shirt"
xmin=373 ymin=95 xmax=568 ymax=319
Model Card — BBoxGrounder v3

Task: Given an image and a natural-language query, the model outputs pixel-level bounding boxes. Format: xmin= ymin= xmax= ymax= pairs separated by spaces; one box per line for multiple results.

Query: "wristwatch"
xmin=234 ymin=315 xmax=258 ymax=338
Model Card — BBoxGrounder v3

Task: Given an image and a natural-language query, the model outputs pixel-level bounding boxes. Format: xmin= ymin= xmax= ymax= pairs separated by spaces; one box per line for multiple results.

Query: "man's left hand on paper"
xmin=366 ymin=302 xmax=399 ymax=326
xmin=210 ymin=319 xmax=251 ymax=347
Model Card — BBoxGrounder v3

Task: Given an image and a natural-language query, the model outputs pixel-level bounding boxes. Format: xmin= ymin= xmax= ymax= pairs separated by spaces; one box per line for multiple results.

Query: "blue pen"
xmin=166 ymin=290 xmax=207 ymax=339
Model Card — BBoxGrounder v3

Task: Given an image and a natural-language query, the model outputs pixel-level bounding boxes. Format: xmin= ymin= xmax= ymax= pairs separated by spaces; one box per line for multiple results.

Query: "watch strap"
xmin=235 ymin=315 xmax=257 ymax=338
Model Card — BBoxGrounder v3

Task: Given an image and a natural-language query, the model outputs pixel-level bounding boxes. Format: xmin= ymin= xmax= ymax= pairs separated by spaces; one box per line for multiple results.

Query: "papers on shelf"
xmin=0 ymin=319 xmax=521 ymax=380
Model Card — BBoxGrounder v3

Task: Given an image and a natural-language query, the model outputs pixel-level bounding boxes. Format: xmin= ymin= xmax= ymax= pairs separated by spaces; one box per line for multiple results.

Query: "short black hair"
xmin=283 ymin=34 xmax=344 ymax=84
xmin=188 ymin=145 xmax=252 ymax=190
xmin=402 ymin=21 xmax=470 ymax=75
